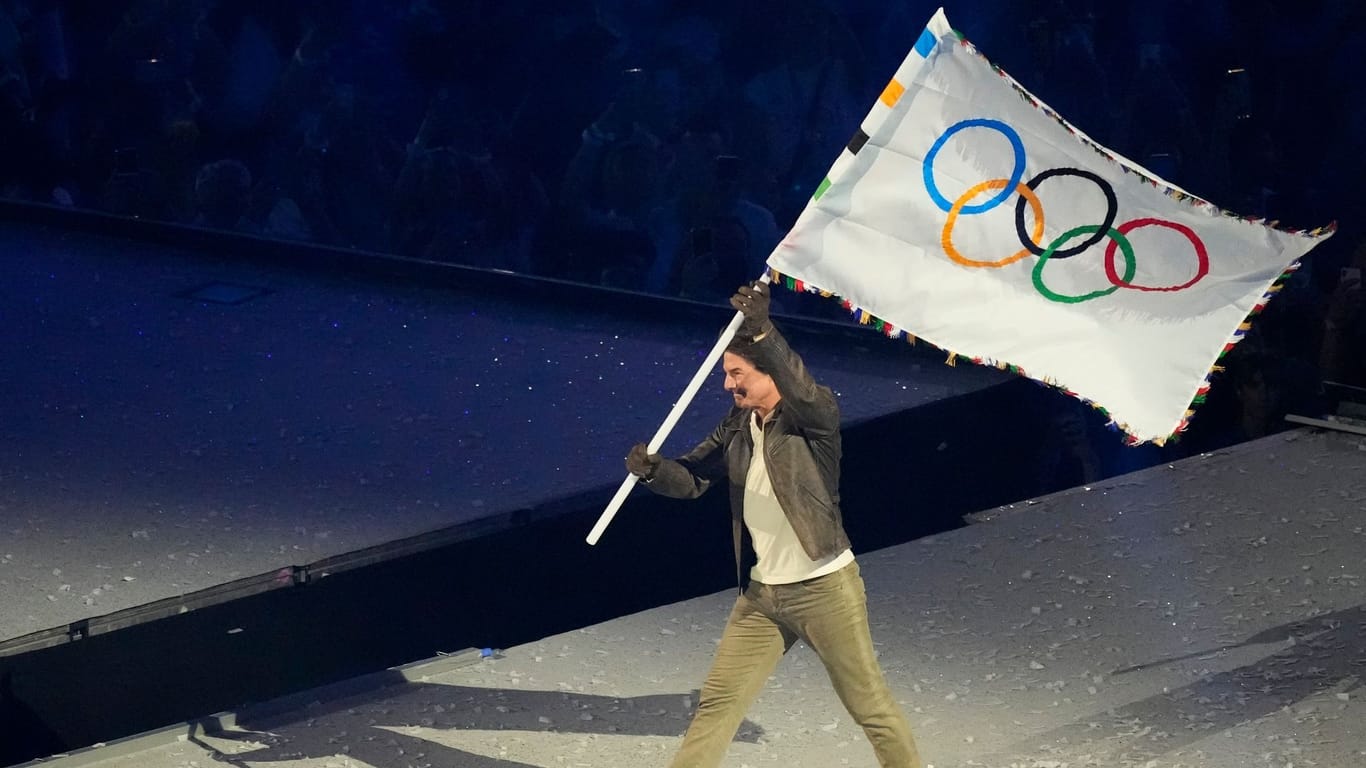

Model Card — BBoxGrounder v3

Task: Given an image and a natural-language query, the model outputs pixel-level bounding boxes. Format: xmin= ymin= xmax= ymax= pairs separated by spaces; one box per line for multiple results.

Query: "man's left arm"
xmin=749 ymin=326 xmax=839 ymax=433
xmin=730 ymin=282 xmax=840 ymax=433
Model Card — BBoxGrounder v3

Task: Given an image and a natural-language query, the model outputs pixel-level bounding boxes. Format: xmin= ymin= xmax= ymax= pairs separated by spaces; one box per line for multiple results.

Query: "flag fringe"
xmin=948 ymin=31 xmax=1334 ymax=240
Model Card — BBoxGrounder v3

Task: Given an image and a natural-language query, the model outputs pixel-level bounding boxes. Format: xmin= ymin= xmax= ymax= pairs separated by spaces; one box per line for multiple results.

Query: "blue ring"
xmin=923 ymin=119 xmax=1026 ymax=214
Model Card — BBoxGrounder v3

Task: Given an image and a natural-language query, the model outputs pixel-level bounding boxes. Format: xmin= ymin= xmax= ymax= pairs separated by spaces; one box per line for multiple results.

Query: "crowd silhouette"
xmin=0 ymin=0 xmax=1361 ymax=457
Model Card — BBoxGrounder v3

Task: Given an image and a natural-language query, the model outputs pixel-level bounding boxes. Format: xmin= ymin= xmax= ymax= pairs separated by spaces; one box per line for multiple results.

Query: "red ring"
xmin=1103 ymin=218 xmax=1209 ymax=292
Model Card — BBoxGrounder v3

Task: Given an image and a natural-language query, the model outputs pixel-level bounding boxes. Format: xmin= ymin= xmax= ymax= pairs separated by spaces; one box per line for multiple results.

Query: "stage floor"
xmin=0 ymin=221 xmax=1005 ymax=646
xmin=61 ymin=427 xmax=1366 ymax=768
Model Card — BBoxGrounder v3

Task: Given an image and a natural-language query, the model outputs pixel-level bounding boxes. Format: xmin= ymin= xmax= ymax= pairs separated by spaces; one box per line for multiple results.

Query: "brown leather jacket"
xmin=645 ymin=324 xmax=851 ymax=589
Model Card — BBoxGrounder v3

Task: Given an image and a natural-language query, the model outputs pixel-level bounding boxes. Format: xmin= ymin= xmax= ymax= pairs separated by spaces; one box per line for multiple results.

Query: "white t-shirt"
xmin=744 ymin=411 xmax=854 ymax=584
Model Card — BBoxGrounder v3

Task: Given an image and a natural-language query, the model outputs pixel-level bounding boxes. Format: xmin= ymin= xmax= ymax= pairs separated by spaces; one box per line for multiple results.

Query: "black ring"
xmin=1014 ymin=167 xmax=1118 ymax=259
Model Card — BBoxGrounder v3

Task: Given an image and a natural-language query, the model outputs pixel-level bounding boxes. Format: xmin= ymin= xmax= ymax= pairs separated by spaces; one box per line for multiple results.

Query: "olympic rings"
xmin=943 ymin=179 xmax=1044 ymax=268
xmin=924 ymin=118 xmax=1209 ymax=304
xmin=923 ymin=119 xmax=1026 ymax=214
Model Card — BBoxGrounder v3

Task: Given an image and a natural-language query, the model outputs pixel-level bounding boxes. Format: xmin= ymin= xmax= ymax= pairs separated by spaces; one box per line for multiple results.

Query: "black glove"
xmin=729 ymin=281 xmax=772 ymax=338
xmin=625 ymin=443 xmax=661 ymax=480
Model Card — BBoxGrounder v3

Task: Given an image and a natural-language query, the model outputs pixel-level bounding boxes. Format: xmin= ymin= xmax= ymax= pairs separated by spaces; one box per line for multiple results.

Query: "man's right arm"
xmin=627 ymin=416 xmax=732 ymax=499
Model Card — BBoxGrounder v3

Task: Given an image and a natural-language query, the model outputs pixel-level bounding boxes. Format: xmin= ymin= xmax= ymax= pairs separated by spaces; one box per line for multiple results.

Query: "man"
xmin=625 ymin=281 xmax=921 ymax=767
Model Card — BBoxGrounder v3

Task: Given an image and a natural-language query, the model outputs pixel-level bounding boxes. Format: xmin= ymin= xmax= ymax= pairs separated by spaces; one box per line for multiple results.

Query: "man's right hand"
xmin=626 ymin=443 xmax=661 ymax=480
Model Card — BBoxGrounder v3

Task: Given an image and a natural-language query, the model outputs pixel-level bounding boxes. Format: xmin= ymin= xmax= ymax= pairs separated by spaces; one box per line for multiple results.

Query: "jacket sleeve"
xmin=641 ymin=413 xmax=735 ymax=499
xmin=746 ymin=324 xmax=840 ymax=434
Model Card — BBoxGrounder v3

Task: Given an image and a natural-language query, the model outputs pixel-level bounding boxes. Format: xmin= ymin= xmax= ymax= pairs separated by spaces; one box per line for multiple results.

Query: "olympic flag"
xmin=767 ymin=8 xmax=1334 ymax=444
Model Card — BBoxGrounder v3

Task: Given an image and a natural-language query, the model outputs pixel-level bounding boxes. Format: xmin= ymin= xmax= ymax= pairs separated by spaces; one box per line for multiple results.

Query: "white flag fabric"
xmin=767 ymin=7 xmax=1334 ymax=444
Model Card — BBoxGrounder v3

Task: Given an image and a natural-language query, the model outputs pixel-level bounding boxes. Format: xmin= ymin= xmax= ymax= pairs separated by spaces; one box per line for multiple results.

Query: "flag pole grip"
xmin=586 ymin=273 xmax=772 ymax=545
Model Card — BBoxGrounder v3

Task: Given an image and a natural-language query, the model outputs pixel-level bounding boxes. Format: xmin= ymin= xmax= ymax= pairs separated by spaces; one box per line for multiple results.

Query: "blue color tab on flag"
xmin=913 ymin=26 xmax=936 ymax=58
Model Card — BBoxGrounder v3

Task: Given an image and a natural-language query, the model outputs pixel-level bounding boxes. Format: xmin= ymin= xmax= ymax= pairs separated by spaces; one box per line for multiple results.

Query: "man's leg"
xmin=789 ymin=562 xmax=921 ymax=768
xmin=671 ymin=584 xmax=795 ymax=768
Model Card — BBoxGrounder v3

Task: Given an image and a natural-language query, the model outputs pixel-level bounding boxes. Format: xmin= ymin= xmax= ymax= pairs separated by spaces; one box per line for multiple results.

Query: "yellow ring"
xmin=941 ymin=179 xmax=1044 ymax=268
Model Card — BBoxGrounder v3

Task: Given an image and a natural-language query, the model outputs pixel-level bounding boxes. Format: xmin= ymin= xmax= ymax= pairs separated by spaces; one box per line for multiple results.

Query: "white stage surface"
xmin=0 ymin=222 xmax=1004 ymax=647
xmin=57 ymin=427 xmax=1366 ymax=768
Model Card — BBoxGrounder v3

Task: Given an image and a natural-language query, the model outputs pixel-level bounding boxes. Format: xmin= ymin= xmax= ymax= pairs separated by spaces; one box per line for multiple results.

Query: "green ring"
xmin=1031 ymin=224 xmax=1135 ymax=304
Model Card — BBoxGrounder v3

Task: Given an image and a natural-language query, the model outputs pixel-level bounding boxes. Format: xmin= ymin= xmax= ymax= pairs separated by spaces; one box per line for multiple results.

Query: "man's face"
xmin=722 ymin=351 xmax=778 ymax=411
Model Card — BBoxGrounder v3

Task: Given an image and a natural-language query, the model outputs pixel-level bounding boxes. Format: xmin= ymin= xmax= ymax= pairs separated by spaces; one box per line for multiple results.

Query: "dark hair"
xmin=724 ymin=336 xmax=768 ymax=373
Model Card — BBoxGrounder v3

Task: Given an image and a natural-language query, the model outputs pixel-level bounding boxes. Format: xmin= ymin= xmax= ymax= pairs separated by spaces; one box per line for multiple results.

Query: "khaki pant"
xmin=670 ymin=561 xmax=920 ymax=767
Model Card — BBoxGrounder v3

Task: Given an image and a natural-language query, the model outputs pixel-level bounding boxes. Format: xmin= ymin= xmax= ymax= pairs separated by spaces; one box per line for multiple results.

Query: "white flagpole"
xmin=586 ymin=272 xmax=772 ymax=545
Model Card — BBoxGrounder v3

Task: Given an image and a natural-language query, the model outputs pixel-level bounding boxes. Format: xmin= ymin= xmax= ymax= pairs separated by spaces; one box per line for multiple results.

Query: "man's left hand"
xmin=730 ymin=281 xmax=771 ymax=338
